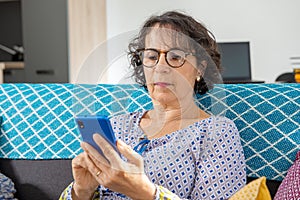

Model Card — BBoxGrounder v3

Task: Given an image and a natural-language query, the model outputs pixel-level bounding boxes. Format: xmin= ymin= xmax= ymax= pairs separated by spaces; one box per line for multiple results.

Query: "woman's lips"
xmin=153 ymin=82 xmax=172 ymax=87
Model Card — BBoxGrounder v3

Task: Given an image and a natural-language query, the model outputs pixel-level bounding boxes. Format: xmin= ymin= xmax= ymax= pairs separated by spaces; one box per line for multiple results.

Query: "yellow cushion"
xmin=229 ymin=177 xmax=271 ymax=200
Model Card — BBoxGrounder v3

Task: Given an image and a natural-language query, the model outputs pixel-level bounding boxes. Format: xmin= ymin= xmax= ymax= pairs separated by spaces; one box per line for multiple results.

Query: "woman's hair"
xmin=128 ymin=10 xmax=222 ymax=95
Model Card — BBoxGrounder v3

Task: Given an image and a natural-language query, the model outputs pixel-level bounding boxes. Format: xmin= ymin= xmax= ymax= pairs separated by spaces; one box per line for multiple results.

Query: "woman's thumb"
xmin=117 ymin=140 xmax=143 ymax=166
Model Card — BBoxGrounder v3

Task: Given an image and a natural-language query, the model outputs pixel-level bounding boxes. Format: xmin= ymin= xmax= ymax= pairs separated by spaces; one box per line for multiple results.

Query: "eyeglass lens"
xmin=142 ymin=49 xmax=187 ymax=68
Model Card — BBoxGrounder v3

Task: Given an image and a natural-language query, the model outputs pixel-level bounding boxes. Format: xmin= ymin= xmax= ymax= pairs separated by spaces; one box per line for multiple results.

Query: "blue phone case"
xmin=75 ymin=116 xmax=118 ymax=156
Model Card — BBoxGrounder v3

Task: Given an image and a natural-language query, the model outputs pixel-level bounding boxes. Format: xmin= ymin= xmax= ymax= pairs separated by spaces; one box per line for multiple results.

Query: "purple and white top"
xmin=60 ymin=111 xmax=246 ymax=200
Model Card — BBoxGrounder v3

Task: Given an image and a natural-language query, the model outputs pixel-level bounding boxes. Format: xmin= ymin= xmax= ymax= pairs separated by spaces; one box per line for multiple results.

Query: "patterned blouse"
xmin=60 ymin=111 xmax=246 ymax=200
xmin=0 ymin=172 xmax=17 ymax=200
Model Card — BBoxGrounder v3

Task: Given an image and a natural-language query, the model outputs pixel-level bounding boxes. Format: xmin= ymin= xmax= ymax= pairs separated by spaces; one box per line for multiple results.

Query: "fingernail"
xmin=93 ymin=133 xmax=101 ymax=141
xmin=118 ymin=140 xmax=134 ymax=152
xmin=117 ymin=140 xmax=124 ymax=148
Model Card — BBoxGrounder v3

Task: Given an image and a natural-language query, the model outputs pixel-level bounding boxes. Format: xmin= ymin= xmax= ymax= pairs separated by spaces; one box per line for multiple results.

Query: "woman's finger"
xmin=73 ymin=152 xmax=100 ymax=177
xmin=72 ymin=153 xmax=87 ymax=169
xmin=84 ymin=154 xmax=102 ymax=178
xmin=117 ymin=140 xmax=143 ymax=167
xmin=81 ymin=141 xmax=113 ymax=175
xmin=71 ymin=152 xmax=101 ymax=193
xmin=81 ymin=142 xmax=110 ymax=168
xmin=93 ymin=134 xmax=122 ymax=166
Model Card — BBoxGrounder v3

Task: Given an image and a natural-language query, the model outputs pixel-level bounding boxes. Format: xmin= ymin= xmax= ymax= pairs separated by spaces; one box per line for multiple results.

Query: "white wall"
xmin=106 ymin=0 xmax=300 ymax=83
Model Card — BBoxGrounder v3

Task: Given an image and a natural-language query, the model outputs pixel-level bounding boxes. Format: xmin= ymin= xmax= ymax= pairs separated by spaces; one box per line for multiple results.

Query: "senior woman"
xmin=60 ymin=11 xmax=246 ymax=200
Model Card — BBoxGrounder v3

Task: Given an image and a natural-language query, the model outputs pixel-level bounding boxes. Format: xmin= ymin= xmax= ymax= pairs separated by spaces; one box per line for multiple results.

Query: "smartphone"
xmin=75 ymin=115 xmax=119 ymax=157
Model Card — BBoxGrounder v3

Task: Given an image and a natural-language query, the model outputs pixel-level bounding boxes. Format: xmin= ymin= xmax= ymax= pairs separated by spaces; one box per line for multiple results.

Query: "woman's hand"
xmin=71 ymin=152 xmax=100 ymax=200
xmin=81 ymin=134 xmax=156 ymax=200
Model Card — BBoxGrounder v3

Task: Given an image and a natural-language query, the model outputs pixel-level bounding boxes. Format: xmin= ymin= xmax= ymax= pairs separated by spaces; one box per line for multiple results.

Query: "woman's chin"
xmin=151 ymin=91 xmax=177 ymax=105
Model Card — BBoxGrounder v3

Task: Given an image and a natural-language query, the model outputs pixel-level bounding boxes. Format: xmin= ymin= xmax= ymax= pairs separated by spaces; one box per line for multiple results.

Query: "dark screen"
xmin=217 ymin=42 xmax=251 ymax=81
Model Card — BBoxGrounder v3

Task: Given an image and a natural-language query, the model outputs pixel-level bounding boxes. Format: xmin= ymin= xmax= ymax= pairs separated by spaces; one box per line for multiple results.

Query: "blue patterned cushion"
xmin=0 ymin=83 xmax=299 ymax=182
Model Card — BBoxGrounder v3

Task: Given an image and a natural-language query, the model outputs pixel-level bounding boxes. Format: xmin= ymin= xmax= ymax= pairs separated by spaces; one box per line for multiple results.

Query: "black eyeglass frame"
xmin=138 ymin=48 xmax=196 ymax=68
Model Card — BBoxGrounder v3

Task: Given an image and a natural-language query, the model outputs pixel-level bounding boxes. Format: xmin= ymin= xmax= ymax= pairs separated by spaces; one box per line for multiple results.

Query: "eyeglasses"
xmin=139 ymin=48 xmax=195 ymax=68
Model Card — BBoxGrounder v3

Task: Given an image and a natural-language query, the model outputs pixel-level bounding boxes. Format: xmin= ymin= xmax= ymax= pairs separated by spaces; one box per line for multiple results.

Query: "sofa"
xmin=0 ymin=83 xmax=299 ymax=200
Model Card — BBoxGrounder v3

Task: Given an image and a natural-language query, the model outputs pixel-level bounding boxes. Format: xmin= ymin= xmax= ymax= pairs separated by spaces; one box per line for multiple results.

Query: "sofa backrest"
xmin=0 ymin=83 xmax=299 ymax=181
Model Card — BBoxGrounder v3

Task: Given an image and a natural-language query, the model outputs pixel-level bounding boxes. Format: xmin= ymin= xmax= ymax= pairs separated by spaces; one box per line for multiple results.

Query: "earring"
xmin=196 ymin=75 xmax=201 ymax=82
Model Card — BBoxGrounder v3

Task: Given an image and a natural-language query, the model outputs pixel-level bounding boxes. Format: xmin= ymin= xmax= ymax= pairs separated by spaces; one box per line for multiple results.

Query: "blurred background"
xmin=0 ymin=0 xmax=299 ymax=84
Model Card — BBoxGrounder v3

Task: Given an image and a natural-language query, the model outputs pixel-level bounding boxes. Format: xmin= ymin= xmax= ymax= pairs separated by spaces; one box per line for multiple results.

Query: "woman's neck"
xmin=141 ymin=98 xmax=210 ymax=139
xmin=151 ymin=102 xmax=200 ymax=122
xmin=150 ymin=94 xmax=203 ymax=121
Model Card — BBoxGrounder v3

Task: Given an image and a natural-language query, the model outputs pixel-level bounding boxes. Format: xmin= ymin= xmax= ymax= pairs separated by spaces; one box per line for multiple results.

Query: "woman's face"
xmin=143 ymin=26 xmax=200 ymax=107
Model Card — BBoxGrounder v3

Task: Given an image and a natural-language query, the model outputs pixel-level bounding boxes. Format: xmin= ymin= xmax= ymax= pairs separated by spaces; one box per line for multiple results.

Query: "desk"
xmin=0 ymin=62 xmax=24 ymax=83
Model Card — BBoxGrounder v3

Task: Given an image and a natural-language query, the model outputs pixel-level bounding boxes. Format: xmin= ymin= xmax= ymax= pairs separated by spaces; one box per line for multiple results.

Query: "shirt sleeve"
xmin=189 ymin=118 xmax=247 ymax=199
xmin=154 ymin=184 xmax=182 ymax=200
xmin=59 ymin=182 xmax=73 ymax=200
xmin=59 ymin=182 xmax=100 ymax=200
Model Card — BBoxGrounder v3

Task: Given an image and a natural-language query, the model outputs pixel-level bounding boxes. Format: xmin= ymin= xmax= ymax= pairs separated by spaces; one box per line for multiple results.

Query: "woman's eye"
xmin=169 ymin=53 xmax=182 ymax=61
xmin=145 ymin=53 xmax=158 ymax=60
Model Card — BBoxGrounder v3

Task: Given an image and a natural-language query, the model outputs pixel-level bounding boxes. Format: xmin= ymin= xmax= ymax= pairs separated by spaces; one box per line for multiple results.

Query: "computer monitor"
xmin=217 ymin=42 xmax=253 ymax=83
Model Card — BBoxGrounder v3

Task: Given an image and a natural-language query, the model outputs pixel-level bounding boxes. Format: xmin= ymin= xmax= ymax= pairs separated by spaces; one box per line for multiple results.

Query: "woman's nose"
xmin=154 ymin=53 xmax=170 ymax=73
